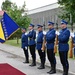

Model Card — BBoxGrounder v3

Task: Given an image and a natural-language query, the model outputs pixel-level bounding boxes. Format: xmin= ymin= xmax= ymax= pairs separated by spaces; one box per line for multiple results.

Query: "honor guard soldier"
xmin=46 ymin=21 xmax=56 ymax=74
xmin=56 ymin=20 xmax=70 ymax=75
xmin=71 ymin=32 xmax=75 ymax=57
xmin=36 ymin=24 xmax=46 ymax=69
xmin=27 ymin=24 xmax=36 ymax=66
xmin=21 ymin=28 xmax=29 ymax=63
xmin=73 ymin=33 xmax=75 ymax=57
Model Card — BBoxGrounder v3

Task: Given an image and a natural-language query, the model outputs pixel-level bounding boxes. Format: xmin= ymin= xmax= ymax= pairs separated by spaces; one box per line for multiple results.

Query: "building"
xmin=28 ymin=3 xmax=75 ymax=31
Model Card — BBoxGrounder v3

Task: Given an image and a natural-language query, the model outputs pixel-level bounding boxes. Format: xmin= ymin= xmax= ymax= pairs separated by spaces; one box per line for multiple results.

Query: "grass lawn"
xmin=5 ymin=39 xmax=75 ymax=59
xmin=5 ymin=39 xmax=21 ymax=47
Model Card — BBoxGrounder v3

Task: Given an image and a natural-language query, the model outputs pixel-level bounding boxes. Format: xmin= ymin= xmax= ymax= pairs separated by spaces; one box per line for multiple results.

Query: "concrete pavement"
xmin=0 ymin=49 xmax=62 ymax=75
xmin=0 ymin=43 xmax=75 ymax=75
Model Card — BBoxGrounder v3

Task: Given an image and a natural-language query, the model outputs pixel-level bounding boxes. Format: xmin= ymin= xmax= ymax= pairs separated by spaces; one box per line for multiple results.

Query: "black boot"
xmin=37 ymin=63 xmax=45 ymax=69
xmin=48 ymin=64 xmax=56 ymax=74
xmin=29 ymin=59 xmax=36 ymax=67
xmin=29 ymin=62 xmax=36 ymax=66
xmin=63 ymin=68 xmax=68 ymax=75
xmin=23 ymin=57 xmax=29 ymax=63
xmin=63 ymin=67 xmax=65 ymax=75
xmin=47 ymin=65 xmax=53 ymax=73
xmin=47 ymin=63 xmax=53 ymax=73
xmin=23 ymin=60 xmax=29 ymax=63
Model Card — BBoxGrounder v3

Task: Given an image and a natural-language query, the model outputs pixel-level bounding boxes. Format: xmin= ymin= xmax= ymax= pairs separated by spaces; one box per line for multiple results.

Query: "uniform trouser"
xmin=29 ymin=44 xmax=36 ymax=62
xmin=74 ymin=47 xmax=75 ymax=57
xmin=23 ymin=48 xmax=29 ymax=61
xmin=59 ymin=51 xmax=69 ymax=71
xmin=38 ymin=50 xmax=46 ymax=64
xmin=47 ymin=49 xmax=56 ymax=67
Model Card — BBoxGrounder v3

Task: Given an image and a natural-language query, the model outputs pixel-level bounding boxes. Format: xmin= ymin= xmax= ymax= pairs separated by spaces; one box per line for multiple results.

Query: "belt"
xmin=29 ymin=38 xmax=35 ymax=40
xmin=22 ymin=41 xmax=25 ymax=42
xmin=47 ymin=42 xmax=54 ymax=44
xmin=37 ymin=42 xmax=42 ymax=44
xmin=59 ymin=43 xmax=68 ymax=44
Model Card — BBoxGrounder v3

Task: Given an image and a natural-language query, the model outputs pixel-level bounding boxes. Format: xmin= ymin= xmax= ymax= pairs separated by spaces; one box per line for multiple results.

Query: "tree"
xmin=1 ymin=0 xmax=12 ymax=11
xmin=58 ymin=0 xmax=75 ymax=24
xmin=1 ymin=0 xmax=31 ymax=44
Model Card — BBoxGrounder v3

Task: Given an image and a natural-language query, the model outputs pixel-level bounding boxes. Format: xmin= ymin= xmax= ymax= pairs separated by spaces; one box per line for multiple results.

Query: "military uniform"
xmin=72 ymin=32 xmax=75 ymax=57
xmin=21 ymin=28 xmax=29 ymax=63
xmin=58 ymin=20 xmax=70 ymax=75
xmin=27 ymin=24 xmax=36 ymax=66
xmin=46 ymin=21 xmax=56 ymax=74
xmin=36 ymin=25 xmax=46 ymax=69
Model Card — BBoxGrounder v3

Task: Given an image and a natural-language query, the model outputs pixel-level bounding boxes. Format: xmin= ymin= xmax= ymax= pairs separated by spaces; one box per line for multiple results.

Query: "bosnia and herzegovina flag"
xmin=0 ymin=21 xmax=5 ymax=43
xmin=0 ymin=12 xmax=19 ymax=43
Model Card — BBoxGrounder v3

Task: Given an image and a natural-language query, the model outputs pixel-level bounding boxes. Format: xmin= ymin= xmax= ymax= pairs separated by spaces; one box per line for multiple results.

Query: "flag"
xmin=0 ymin=12 xmax=19 ymax=43
xmin=0 ymin=22 xmax=5 ymax=40
xmin=0 ymin=21 xmax=5 ymax=43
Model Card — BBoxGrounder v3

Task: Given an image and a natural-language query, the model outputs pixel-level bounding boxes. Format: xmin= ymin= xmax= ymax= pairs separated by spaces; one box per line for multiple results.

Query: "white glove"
xmin=36 ymin=34 xmax=38 ymax=37
xmin=41 ymin=48 xmax=44 ymax=52
xmin=56 ymin=31 xmax=60 ymax=35
xmin=25 ymin=32 xmax=28 ymax=35
xmin=43 ymin=31 xmax=46 ymax=35
xmin=42 ymin=50 xmax=44 ymax=52
xmin=71 ymin=32 xmax=74 ymax=37
xmin=25 ymin=47 xmax=27 ymax=50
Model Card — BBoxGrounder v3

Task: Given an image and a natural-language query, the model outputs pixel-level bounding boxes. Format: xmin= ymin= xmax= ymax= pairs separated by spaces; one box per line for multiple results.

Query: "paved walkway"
xmin=0 ymin=49 xmax=62 ymax=75
xmin=0 ymin=43 xmax=75 ymax=75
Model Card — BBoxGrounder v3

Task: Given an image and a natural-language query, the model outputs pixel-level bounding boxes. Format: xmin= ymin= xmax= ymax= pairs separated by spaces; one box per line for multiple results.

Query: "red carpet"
xmin=0 ymin=63 xmax=26 ymax=75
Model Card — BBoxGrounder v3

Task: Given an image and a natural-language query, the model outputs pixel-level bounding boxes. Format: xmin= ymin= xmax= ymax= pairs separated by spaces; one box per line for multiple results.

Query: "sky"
xmin=0 ymin=0 xmax=57 ymax=10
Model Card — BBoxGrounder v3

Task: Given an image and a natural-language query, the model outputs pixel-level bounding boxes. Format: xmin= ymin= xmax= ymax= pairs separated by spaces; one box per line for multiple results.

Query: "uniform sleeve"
xmin=34 ymin=31 xmax=36 ymax=39
xmin=25 ymin=36 xmax=28 ymax=44
xmin=59 ymin=30 xmax=70 ymax=41
xmin=22 ymin=35 xmax=26 ymax=42
xmin=41 ymin=33 xmax=44 ymax=41
xmin=27 ymin=31 xmax=33 ymax=38
xmin=27 ymin=31 xmax=36 ymax=39
xmin=47 ymin=30 xmax=56 ymax=40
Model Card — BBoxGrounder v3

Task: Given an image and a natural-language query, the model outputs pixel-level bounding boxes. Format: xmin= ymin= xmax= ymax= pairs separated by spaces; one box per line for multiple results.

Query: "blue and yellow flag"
xmin=0 ymin=21 xmax=5 ymax=43
xmin=0 ymin=12 xmax=19 ymax=43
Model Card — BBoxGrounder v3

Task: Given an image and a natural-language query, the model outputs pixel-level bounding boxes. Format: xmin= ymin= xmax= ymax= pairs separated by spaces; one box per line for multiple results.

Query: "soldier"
xmin=71 ymin=32 xmax=75 ymax=57
xmin=21 ymin=28 xmax=29 ymax=63
xmin=56 ymin=20 xmax=70 ymax=75
xmin=27 ymin=24 xmax=36 ymax=66
xmin=36 ymin=24 xmax=46 ymax=69
xmin=73 ymin=33 xmax=75 ymax=57
xmin=46 ymin=21 xmax=56 ymax=74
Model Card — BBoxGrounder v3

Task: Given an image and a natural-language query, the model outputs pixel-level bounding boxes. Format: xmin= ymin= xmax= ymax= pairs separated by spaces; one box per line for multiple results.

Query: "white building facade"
xmin=28 ymin=3 xmax=74 ymax=31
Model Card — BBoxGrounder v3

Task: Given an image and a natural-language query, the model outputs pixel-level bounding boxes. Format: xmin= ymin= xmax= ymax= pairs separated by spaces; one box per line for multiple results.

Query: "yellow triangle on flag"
xmin=0 ymin=22 xmax=5 ymax=40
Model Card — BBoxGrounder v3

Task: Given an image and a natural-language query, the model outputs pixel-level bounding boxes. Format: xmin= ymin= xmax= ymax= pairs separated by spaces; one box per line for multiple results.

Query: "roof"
xmin=28 ymin=3 xmax=59 ymax=15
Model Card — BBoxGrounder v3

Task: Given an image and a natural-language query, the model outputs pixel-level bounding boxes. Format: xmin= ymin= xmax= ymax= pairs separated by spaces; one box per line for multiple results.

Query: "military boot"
xmin=23 ymin=57 xmax=29 ymax=63
xmin=29 ymin=59 xmax=36 ymax=67
xmin=48 ymin=64 xmax=56 ymax=74
xmin=63 ymin=68 xmax=68 ymax=75
xmin=38 ymin=63 xmax=45 ymax=69
xmin=47 ymin=63 xmax=53 ymax=73
xmin=47 ymin=65 xmax=53 ymax=73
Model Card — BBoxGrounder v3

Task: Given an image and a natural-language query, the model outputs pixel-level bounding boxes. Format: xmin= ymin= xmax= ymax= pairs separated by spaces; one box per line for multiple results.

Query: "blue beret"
xmin=29 ymin=23 xmax=34 ymax=27
xmin=61 ymin=20 xmax=68 ymax=25
xmin=48 ymin=21 xmax=54 ymax=25
xmin=37 ymin=24 xmax=43 ymax=28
